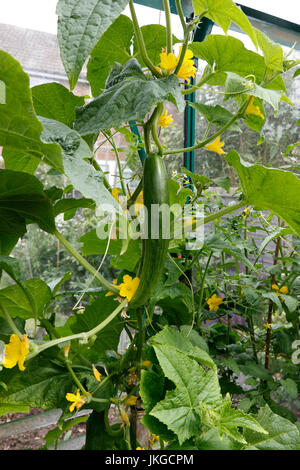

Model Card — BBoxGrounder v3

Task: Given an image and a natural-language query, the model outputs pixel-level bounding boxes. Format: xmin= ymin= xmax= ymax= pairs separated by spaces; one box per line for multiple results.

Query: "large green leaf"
xmin=226 ymin=151 xmax=300 ymax=237
xmin=0 ymin=356 xmax=111 ymax=412
xmin=39 ymin=117 xmax=119 ymax=211
xmin=0 ymin=404 xmax=30 ymax=416
xmin=31 ymin=82 xmax=85 ymax=127
xmin=140 ymin=369 xmax=175 ymax=441
xmin=192 ymin=0 xmax=258 ymax=48
xmin=189 ymin=102 xmax=241 ymax=132
xmin=244 ymin=405 xmax=300 ymax=450
xmin=79 ymin=229 xmax=141 ymax=272
xmin=150 ymin=326 xmax=214 ymax=368
xmin=0 ymin=278 xmax=52 ymax=320
xmin=150 ymin=343 xmax=221 ymax=444
xmin=150 ymin=280 xmax=194 ymax=327
xmin=0 ymin=170 xmax=56 ymax=255
xmin=190 ymin=35 xmax=264 ymax=82
xmin=2 ymin=148 xmax=40 ymax=175
xmin=69 ymin=292 xmax=123 ymax=360
xmin=254 ymin=27 xmax=283 ymax=72
xmin=0 ymin=51 xmax=63 ymax=172
xmin=87 ymin=17 xmax=181 ymax=97
xmin=87 ymin=14 xmax=134 ymax=96
xmin=56 ymin=0 xmax=130 ymax=90
xmin=75 ymin=58 xmax=185 ymax=136
xmin=133 ymin=24 xmax=181 ymax=69
xmin=224 ymin=72 xmax=281 ymax=110
xmin=0 ymin=256 xmax=21 ymax=283
xmin=204 ymin=399 xmax=267 ymax=444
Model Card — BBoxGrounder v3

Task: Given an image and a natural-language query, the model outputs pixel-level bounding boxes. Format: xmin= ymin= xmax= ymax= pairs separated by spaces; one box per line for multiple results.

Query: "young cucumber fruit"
xmin=129 ymin=154 xmax=170 ymax=309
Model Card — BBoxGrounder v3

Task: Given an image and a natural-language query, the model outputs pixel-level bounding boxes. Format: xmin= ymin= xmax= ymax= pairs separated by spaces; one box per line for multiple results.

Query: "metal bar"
xmin=133 ymin=1 xmax=299 ymax=31
xmin=129 ymin=121 xmax=147 ymax=165
xmin=184 ymin=17 xmax=214 ymax=173
xmin=236 ymin=3 xmax=300 ymax=33
xmin=0 ymin=409 xmax=91 ymax=439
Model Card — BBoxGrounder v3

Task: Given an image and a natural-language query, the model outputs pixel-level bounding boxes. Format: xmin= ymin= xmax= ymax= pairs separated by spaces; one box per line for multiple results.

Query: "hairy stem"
xmin=0 ymin=304 xmax=23 ymax=338
xmin=104 ymin=132 xmax=126 ymax=195
xmin=175 ymin=0 xmax=187 ymax=33
xmin=163 ymin=97 xmax=251 ymax=155
xmin=163 ymin=0 xmax=173 ymax=54
xmin=26 ymin=299 xmax=128 ymax=361
xmin=129 ymin=0 xmax=161 ymax=78
xmin=54 ymin=229 xmax=118 ymax=293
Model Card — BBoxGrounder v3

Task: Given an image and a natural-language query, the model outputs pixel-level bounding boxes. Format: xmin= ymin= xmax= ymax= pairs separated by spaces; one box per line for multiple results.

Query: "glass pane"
xmin=193 ymin=23 xmax=300 ymax=180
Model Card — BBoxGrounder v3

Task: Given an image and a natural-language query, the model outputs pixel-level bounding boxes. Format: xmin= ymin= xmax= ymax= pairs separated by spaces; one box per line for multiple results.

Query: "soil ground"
xmin=0 ymin=408 xmax=87 ymax=450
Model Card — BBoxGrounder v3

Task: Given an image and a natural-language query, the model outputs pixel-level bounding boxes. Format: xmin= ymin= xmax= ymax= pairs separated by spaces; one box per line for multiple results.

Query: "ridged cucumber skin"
xmin=129 ymin=154 xmax=170 ymax=309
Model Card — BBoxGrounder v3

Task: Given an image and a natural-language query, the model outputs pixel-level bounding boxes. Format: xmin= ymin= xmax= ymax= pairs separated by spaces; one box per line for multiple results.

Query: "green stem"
xmin=26 ymin=299 xmax=128 ymax=361
xmin=163 ymin=97 xmax=251 ymax=155
xmin=127 ymin=179 xmax=143 ymax=208
xmin=91 ymin=371 xmax=117 ymax=395
xmin=171 ymin=201 xmax=245 ymax=239
xmin=163 ymin=0 xmax=173 ymax=54
xmin=175 ymin=0 xmax=187 ymax=33
xmin=181 ymin=71 xmax=216 ymax=96
xmin=151 ymin=103 xmax=164 ymax=156
xmin=248 ymin=313 xmax=258 ymax=363
xmin=89 ymin=158 xmax=111 ymax=191
xmin=197 ymin=251 xmax=213 ymax=329
xmin=54 ymin=230 xmax=118 ymax=294
xmin=204 ymin=202 xmax=245 ymax=223
xmin=144 ymin=104 xmax=163 ymax=155
xmin=174 ymin=12 xmax=206 ymax=76
xmin=0 ymin=304 xmax=23 ymax=338
xmin=104 ymin=407 xmax=123 ymax=436
xmin=65 ymin=360 xmax=88 ymax=397
xmin=174 ymin=22 xmax=195 ymax=76
xmin=104 ymin=132 xmax=126 ymax=195
xmin=129 ymin=0 xmax=161 ymax=78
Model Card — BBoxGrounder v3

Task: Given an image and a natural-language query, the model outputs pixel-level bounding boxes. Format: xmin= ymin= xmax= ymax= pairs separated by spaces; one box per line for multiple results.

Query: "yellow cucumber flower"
xmin=119 ymin=274 xmax=140 ymax=302
xmin=159 ymin=51 xmax=177 ymax=73
xmin=3 ymin=334 xmax=29 ymax=371
xmin=92 ymin=365 xmax=102 ymax=382
xmin=105 ymin=278 xmax=120 ymax=297
xmin=134 ymin=190 xmax=144 ymax=215
xmin=204 ymin=136 xmax=225 ymax=155
xmin=279 ymin=285 xmax=288 ymax=295
xmin=120 ymin=408 xmax=130 ymax=426
xmin=157 ymin=109 xmax=174 ymax=127
xmin=112 ymin=187 xmax=120 ymax=202
xmin=65 ymin=388 xmax=86 ymax=412
xmin=207 ymin=294 xmax=223 ymax=311
xmin=176 ymin=48 xmax=197 ymax=83
xmin=245 ymin=95 xmax=264 ymax=120
xmin=242 ymin=207 xmax=250 ymax=219
xmin=124 ymin=395 xmax=138 ymax=406
xmin=159 ymin=47 xmax=196 ymax=83
xmin=141 ymin=360 xmax=151 ymax=367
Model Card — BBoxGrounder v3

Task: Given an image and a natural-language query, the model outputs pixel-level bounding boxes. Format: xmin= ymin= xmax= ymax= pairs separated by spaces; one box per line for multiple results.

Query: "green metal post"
xmin=184 ymin=17 xmax=213 ymax=174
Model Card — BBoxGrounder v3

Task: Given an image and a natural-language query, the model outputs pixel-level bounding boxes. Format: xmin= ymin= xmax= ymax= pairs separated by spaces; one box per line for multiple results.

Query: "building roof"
xmin=0 ymin=23 xmax=87 ymax=85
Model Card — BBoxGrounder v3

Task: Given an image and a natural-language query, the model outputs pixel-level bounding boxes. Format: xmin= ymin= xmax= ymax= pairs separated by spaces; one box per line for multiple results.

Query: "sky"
xmin=0 ymin=0 xmax=299 ymax=35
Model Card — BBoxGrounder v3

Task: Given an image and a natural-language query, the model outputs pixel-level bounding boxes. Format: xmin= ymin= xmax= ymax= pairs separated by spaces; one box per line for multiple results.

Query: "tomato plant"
xmin=0 ymin=0 xmax=299 ymax=450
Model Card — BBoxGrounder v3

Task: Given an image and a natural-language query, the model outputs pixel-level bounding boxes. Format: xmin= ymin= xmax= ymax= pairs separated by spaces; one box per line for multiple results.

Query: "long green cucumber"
xmin=129 ymin=154 xmax=170 ymax=309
